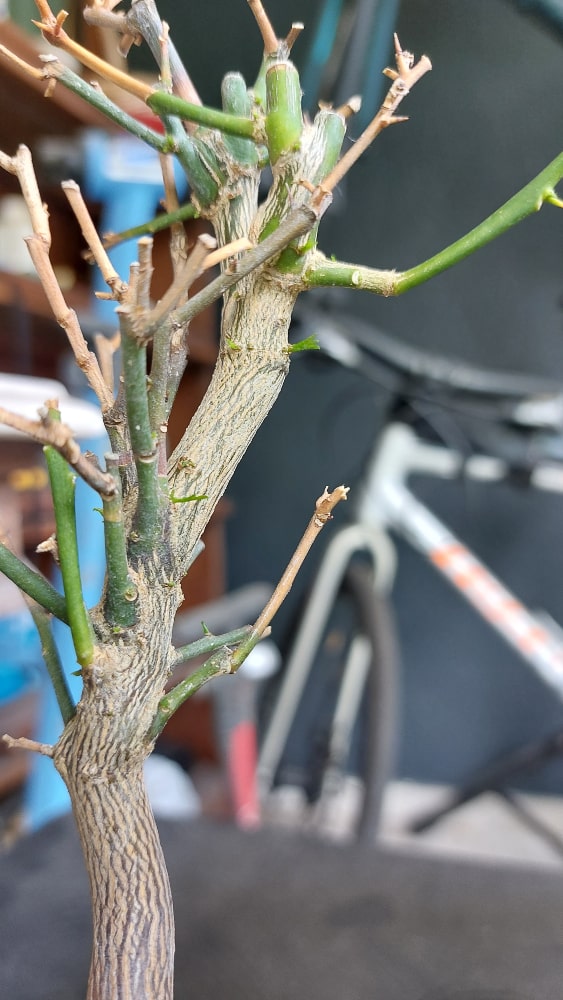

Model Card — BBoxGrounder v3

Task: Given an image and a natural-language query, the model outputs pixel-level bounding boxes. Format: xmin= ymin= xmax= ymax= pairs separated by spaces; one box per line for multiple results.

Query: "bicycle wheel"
xmin=262 ymin=562 xmax=399 ymax=843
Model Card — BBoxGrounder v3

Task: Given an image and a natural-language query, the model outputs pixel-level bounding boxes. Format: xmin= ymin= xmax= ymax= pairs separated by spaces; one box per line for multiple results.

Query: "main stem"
xmin=53 ymin=565 xmax=181 ymax=1000
xmin=61 ymin=760 xmax=173 ymax=1000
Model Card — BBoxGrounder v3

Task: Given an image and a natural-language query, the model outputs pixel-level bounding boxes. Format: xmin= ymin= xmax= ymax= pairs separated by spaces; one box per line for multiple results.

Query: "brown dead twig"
xmin=2 ymin=734 xmax=54 ymax=757
xmin=0 ymin=146 xmax=114 ymax=411
xmin=0 ymin=405 xmax=116 ymax=496
xmin=252 ymin=486 xmax=349 ymax=638
xmin=312 ymin=33 xmax=432 ymax=202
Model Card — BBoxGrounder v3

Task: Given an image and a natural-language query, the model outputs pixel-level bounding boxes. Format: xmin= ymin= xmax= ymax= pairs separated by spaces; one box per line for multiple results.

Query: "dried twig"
xmin=33 ymin=0 xmax=152 ymax=102
xmin=228 ymin=486 xmax=349 ymax=673
xmin=0 ymin=146 xmax=113 ymax=410
xmin=247 ymin=0 xmax=279 ymax=55
xmin=0 ymin=406 xmax=116 ymax=496
xmin=94 ymin=332 xmax=121 ymax=394
xmin=252 ymin=486 xmax=349 ymax=639
xmin=62 ymin=180 xmax=128 ymax=301
xmin=314 ymin=34 xmax=431 ymax=199
xmin=133 ymin=233 xmax=215 ymax=339
xmin=284 ymin=22 xmax=304 ymax=53
xmin=136 ymin=237 xmax=155 ymax=310
xmin=132 ymin=234 xmax=252 ymax=341
xmin=3 ymin=734 xmax=54 ymax=757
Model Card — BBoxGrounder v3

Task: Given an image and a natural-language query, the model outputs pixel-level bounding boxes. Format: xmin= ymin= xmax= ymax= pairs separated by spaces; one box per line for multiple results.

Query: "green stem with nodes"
xmin=304 ymin=152 xmax=563 ymax=295
xmin=149 ymin=646 xmax=232 ymax=740
xmin=0 ymin=542 xmax=68 ymax=624
xmin=27 ymin=601 xmax=75 ymax=724
xmin=44 ymin=441 xmax=94 ymax=668
xmin=160 ymin=113 xmax=223 ymax=211
xmin=119 ymin=330 xmax=161 ymax=556
xmin=172 ymin=625 xmax=253 ymax=668
xmin=147 ymin=91 xmax=259 ymax=140
xmin=102 ymin=456 xmax=137 ymax=628
xmin=395 ymin=153 xmax=563 ymax=292
xmin=102 ymin=203 xmax=198 ymax=252
xmin=51 ymin=64 xmax=175 ymax=154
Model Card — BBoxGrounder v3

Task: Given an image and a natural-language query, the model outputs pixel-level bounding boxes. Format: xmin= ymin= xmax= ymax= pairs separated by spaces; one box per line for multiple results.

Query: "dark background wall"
xmin=160 ymin=1 xmax=563 ymax=790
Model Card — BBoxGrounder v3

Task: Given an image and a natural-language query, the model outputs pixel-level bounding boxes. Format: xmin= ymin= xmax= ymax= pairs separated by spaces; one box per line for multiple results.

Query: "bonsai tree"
xmin=0 ymin=1 xmax=561 ymax=997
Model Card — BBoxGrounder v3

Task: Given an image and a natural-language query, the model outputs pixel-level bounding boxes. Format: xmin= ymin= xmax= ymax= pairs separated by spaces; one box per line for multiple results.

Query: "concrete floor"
xmin=380 ymin=779 xmax=563 ymax=868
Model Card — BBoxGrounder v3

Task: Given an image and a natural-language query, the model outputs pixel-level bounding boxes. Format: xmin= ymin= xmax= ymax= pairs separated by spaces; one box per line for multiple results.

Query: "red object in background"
xmin=227 ymin=721 xmax=260 ymax=829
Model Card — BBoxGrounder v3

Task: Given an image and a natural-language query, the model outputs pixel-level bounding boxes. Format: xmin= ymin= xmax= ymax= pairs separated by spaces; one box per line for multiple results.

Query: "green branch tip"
xmin=304 ymin=152 xmax=563 ymax=296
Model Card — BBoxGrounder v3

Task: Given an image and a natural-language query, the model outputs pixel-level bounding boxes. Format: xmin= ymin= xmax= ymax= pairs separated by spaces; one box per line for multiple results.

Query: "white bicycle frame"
xmin=258 ymin=418 xmax=563 ymax=803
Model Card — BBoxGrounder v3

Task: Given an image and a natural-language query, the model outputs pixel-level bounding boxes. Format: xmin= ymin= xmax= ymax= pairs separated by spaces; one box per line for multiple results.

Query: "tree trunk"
xmin=60 ymin=761 xmax=174 ymax=1000
xmin=53 ymin=569 xmax=180 ymax=1000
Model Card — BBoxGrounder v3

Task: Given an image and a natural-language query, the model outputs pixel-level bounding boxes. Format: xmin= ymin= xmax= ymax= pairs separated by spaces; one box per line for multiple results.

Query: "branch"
xmin=173 ymin=202 xmax=326 ymax=326
xmin=25 ymin=598 xmax=75 ymax=724
xmin=116 ymin=317 xmax=161 ymax=555
xmin=91 ymin=203 xmax=199 ymax=258
xmin=36 ymin=56 xmax=172 ymax=151
xmin=2 ymin=735 xmax=54 ymax=757
xmin=172 ymin=625 xmax=255 ymax=667
xmin=0 ymin=145 xmax=113 ymax=410
xmin=0 ymin=541 xmax=68 ymax=623
xmin=304 ymin=152 xmax=563 ymax=294
xmin=135 ymin=233 xmax=216 ymax=342
xmin=146 ymin=91 xmax=260 ymax=141
xmin=230 ymin=486 xmax=349 ymax=671
xmin=149 ymin=625 xmax=259 ymax=738
xmin=101 ymin=456 xmax=138 ymax=628
xmin=44 ymin=417 xmax=95 ymax=668
xmin=62 ymin=181 xmax=128 ymax=301
xmin=393 ymin=151 xmax=563 ymax=293
xmin=149 ymin=485 xmax=348 ymax=739
xmin=247 ymin=0 xmax=279 ymax=56
xmin=314 ymin=34 xmax=431 ymax=198
xmin=33 ymin=1 xmax=152 ymax=102
xmin=0 ymin=406 xmax=115 ymax=495
xmin=149 ymin=647 xmax=233 ymax=740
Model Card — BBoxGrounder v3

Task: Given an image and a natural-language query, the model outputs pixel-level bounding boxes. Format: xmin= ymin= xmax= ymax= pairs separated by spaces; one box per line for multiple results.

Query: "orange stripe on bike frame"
xmin=480 ymin=597 xmax=523 ymax=625
xmin=517 ymin=625 xmax=553 ymax=655
xmin=431 ymin=545 xmax=492 ymax=593
xmin=430 ymin=543 xmax=466 ymax=569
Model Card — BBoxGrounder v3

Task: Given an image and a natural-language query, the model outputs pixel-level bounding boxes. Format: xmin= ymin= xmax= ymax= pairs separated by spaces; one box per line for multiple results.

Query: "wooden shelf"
xmin=0 ymin=20 xmax=115 ymax=157
xmin=0 ymin=269 xmax=219 ymax=373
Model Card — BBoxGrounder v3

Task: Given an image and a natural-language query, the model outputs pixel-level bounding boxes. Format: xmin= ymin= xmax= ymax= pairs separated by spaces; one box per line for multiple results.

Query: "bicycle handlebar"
xmin=297 ymin=305 xmax=563 ymax=429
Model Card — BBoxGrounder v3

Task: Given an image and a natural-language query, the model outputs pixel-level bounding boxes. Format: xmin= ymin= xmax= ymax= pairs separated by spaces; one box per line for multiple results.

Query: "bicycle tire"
xmin=262 ymin=562 xmax=399 ymax=843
